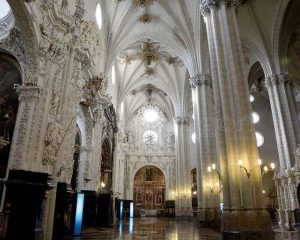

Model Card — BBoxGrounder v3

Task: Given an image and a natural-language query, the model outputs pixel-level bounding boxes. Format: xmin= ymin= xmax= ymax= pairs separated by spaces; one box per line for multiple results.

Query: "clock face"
xmin=143 ymin=130 xmax=158 ymax=144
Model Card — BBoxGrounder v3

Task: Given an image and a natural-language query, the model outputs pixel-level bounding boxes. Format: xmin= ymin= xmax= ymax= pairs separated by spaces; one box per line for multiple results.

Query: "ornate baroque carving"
xmin=42 ymin=120 xmax=62 ymax=165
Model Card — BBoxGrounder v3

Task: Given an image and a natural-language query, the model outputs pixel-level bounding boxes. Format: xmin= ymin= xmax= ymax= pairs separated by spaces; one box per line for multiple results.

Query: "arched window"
xmin=112 ymin=64 xmax=116 ymax=85
xmin=143 ymin=130 xmax=158 ymax=144
xmin=255 ymin=131 xmax=264 ymax=147
xmin=95 ymin=3 xmax=102 ymax=30
xmin=252 ymin=112 xmax=260 ymax=124
xmin=192 ymin=132 xmax=196 ymax=144
xmin=0 ymin=0 xmax=10 ymax=19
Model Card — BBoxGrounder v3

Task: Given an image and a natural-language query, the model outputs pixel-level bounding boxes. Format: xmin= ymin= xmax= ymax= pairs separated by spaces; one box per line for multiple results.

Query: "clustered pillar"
xmin=199 ymin=0 xmax=273 ymax=236
xmin=190 ymin=74 xmax=219 ymax=223
xmin=266 ymin=73 xmax=300 ymax=229
xmin=174 ymin=117 xmax=193 ymax=217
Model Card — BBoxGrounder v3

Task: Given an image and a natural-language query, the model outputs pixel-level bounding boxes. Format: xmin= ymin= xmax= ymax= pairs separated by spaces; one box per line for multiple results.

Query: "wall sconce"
xmin=192 ymin=191 xmax=197 ymax=196
xmin=263 ymin=162 xmax=278 ymax=174
xmin=100 ymin=182 xmax=106 ymax=188
xmin=207 ymin=163 xmax=222 ymax=181
xmin=238 ymin=159 xmax=262 ymax=179
xmin=206 ymin=184 xmax=214 ymax=194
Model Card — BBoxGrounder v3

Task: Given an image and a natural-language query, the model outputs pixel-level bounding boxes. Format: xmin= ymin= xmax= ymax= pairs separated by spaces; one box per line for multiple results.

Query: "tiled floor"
xmin=65 ymin=217 xmax=300 ymax=240
xmin=66 ymin=217 xmax=221 ymax=240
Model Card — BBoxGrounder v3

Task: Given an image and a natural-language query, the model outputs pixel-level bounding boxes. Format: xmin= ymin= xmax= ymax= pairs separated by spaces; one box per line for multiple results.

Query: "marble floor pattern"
xmin=65 ymin=217 xmax=221 ymax=240
xmin=64 ymin=217 xmax=300 ymax=240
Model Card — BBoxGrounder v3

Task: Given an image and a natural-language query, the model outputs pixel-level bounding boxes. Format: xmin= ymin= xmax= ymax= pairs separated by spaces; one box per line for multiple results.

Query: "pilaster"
xmin=9 ymin=85 xmax=41 ymax=170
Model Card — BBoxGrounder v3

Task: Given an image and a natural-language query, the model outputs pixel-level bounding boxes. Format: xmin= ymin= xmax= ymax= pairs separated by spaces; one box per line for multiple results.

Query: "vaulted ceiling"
xmin=82 ymin=0 xmax=298 ymax=123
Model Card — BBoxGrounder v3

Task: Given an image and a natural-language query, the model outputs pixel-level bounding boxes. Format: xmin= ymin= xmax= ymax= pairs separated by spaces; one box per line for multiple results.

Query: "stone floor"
xmin=64 ymin=217 xmax=300 ymax=240
xmin=65 ymin=217 xmax=221 ymax=240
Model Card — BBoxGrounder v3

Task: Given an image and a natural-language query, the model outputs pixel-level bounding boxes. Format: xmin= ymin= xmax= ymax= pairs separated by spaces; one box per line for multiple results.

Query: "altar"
xmin=139 ymin=209 xmax=164 ymax=217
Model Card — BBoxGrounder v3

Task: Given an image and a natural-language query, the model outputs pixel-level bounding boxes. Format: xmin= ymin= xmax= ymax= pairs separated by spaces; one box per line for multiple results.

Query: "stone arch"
xmin=6 ymin=0 xmax=40 ymax=84
xmin=275 ymin=0 xmax=300 ymax=73
xmin=76 ymin=105 xmax=93 ymax=190
xmin=0 ymin=52 xmax=22 ymax=182
xmin=248 ymin=61 xmax=265 ymax=89
xmin=99 ymin=138 xmax=113 ymax=192
xmin=133 ymin=165 xmax=166 ymax=212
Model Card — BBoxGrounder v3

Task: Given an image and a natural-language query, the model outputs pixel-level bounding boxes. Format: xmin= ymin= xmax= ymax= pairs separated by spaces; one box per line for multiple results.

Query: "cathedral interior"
xmin=0 ymin=0 xmax=300 ymax=239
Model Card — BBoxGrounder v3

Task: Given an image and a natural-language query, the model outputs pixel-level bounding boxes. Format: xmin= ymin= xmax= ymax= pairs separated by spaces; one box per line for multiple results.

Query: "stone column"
xmin=201 ymin=0 xmax=273 ymax=236
xmin=78 ymin=146 xmax=93 ymax=191
xmin=174 ymin=116 xmax=192 ymax=217
xmin=190 ymin=74 xmax=218 ymax=223
xmin=265 ymin=73 xmax=300 ymax=228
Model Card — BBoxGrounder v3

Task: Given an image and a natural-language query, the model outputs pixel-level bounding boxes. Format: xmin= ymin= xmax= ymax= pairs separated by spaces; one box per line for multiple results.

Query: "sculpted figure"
xmin=43 ymin=120 xmax=62 ymax=165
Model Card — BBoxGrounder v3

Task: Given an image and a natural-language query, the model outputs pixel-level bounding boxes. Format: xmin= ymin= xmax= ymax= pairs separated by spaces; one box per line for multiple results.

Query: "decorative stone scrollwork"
xmin=17 ymin=85 xmax=41 ymax=102
xmin=0 ymin=27 xmax=25 ymax=69
xmin=42 ymin=120 xmax=62 ymax=165
xmin=81 ymin=74 xmax=107 ymax=106
xmin=189 ymin=74 xmax=212 ymax=88
xmin=174 ymin=116 xmax=190 ymax=125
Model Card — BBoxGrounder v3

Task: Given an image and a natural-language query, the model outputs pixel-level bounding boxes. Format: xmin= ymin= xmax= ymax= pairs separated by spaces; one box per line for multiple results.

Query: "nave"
xmin=64 ymin=217 xmax=300 ymax=240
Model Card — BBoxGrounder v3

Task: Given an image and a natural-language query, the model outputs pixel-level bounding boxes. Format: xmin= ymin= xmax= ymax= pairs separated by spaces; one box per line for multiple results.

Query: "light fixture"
xmin=262 ymin=190 xmax=266 ymax=194
xmin=249 ymin=95 xmax=254 ymax=102
xmin=192 ymin=191 xmax=197 ymax=196
xmin=238 ymin=159 xmax=263 ymax=179
xmin=207 ymin=163 xmax=222 ymax=182
xmin=270 ymin=162 xmax=275 ymax=170
xmin=206 ymin=184 xmax=213 ymax=194
xmin=101 ymin=182 xmax=106 ymax=188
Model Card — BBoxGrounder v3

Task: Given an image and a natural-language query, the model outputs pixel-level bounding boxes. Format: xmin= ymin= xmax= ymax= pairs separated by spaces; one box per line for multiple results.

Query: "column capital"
xmin=265 ymin=73 xmax=293 ymax=88
xmin=174 ymin=116 xmax=190 ymax=125
xmin=278 ymin=72 xmax=293 ymax=84
xmin=189 ymin=74 xmax=212 ymax=88
xmin=200 ymin=0 xmax=238 ymax=16
xmin=265 ymin=75 xmax=280 ymax=88
xmin=16 ymin=85 xmax=42 ymax=102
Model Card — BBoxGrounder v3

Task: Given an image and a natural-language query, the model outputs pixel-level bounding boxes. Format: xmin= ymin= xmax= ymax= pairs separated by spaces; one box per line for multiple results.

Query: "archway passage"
xmin=100 ymin=138 xmax=112 ymax=193
xmin=133 ymin=166 xmax=165 ymax=212
xmin=0 ymin=54 xmax=21 ymax=205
